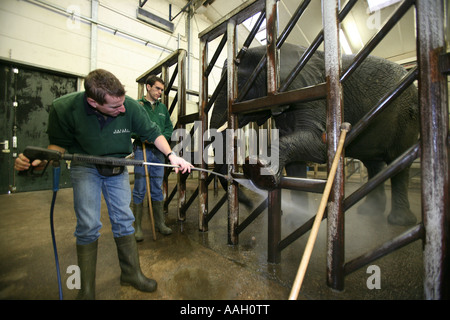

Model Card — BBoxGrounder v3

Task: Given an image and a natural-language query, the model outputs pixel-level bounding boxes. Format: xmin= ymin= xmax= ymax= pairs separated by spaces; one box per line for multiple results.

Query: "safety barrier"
xmin=197 ymin=0 xmax=448 ymax=299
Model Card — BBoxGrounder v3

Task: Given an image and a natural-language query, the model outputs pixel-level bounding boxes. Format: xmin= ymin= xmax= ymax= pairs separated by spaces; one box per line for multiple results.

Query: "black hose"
xmin=50 ymin=190 xmax=63 ymax=300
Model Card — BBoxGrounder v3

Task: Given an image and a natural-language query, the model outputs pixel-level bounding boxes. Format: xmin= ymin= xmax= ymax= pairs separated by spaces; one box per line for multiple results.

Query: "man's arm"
xmin=152 ymin=135 xmax=192 ymax=174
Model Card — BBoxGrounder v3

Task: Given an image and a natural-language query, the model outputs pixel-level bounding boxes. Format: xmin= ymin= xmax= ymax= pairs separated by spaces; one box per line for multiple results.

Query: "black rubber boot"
xmin=153 ymin=200 xmax=172 ymax=235
xmin=76 ymin=240 xmax=98 ymax=300
xmin=132 ymin=203 xmax=144 ymax=242
xmin=114 ymin=234 xmax=157 ymax=292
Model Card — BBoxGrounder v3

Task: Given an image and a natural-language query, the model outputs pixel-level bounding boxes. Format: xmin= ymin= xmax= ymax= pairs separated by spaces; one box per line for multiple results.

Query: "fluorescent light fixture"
xmin=367 ymin=0 xmax=403 ymax=13
xmin=340 ymin=29 xmax=352 ymax=55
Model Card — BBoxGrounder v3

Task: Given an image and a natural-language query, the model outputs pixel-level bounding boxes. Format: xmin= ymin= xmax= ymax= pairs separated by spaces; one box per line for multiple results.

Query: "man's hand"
xmin=14 ymin=153 xmax=46 ymax=171
xmin=168 ymin=153 xmax=193 ymax=174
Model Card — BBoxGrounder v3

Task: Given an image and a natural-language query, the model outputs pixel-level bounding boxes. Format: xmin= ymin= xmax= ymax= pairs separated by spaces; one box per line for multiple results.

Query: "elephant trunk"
xmin=243 ymin=131 xmax=326 ymax=190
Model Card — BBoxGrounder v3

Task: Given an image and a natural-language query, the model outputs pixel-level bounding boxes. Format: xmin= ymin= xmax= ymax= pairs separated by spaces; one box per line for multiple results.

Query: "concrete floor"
xmin=0 ymin=173 xmax=424 ymax=300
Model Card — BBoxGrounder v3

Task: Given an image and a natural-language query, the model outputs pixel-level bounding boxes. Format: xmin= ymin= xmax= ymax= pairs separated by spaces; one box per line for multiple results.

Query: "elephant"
xmin=210 ymin=43 xmax=419 ymax=226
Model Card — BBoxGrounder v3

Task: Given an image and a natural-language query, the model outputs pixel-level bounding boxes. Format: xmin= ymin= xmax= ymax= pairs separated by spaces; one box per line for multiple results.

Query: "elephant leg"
xmin=285 ymin=162 xmax=309 ymax=210
xmin=357 ymin=161 xmax=387 ymax=216
xmin=387 ymin=168 xmax=417 ymax=226
xmin=285 ymin=161 xmax=307 ymax=178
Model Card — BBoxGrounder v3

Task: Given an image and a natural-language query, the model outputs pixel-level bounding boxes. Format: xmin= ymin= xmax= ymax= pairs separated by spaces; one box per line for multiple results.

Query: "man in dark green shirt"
xmin=132 ymin=75 xmax=173 ymax=239
xmin=15 ymin=69 xmax=192 ymax=299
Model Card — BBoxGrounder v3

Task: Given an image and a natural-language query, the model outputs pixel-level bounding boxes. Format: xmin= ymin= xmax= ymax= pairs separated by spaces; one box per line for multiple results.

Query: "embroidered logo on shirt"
xmin=113 ymin=128 xmax=131 ymax=134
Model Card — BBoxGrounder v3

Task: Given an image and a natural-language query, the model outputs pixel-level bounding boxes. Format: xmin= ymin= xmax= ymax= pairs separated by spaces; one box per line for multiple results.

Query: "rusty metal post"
xmin=265 ymin=0 xmax=282 ymax=263
xmin=416 ymin=0 xmax=449 ymax=300
xmin=323 ymin=0 xmax=345 ymax=291
xmin=199 ymin=39 xmax=209 ymax=232
xmin=161 ymin=66 xmax=169 ymax=208
xmin=177 ymin=50 xmax=187 ymax=221
xmin=227 ymin=18 xmax=239 ymax=245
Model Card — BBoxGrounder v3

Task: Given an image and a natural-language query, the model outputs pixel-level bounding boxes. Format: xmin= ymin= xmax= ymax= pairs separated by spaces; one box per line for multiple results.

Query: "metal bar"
xmin=344 ymin=143 xmax=420 ymax=211
xmin=161 ymin=65 xmax=170 ymax=207
xmin=164 ymin=184 xmax=177 ymax=209
xmin=340 ymin=0 xmax=415 ymax=83
xmin=205 ymin=33 xmax=227 ymax=77
xmin=265 ymin=0 xmax=281 ymax=264
xmin=178 ymin=113 xmax=199 ymax=125
xmin=235 ymin=11 xmax=266 ymax=65
xmin=169 ymin=0 xmax=193 ymax=22
xmin=267 ymin=189 xmax=282 ymax=263
xmin=184 ymin=173 xmax=216 ymax=216
xmin=237 ymin=0 xmax=315 ymax=102
xmin=280 ymin=0 xmax=357 ymax=92
xmin=345 ymin=67 xmax=419 ymax=147
xmin=279 ymin=212 xmax=326 ymax=251
xmin=205 ymin=73 xmax=226 ymax=114
xmin=417 ymin=0 xmax=450 ymax=300
xmin=136 ymin=49 xmax=185 ymax=83
xmin=438 ymin=52 xmax=450 ymax=75
xmin=166 ymin=65 xmax=178 ymax=93
xmin=277 ymin=0 xmax=310 ymax=48
xmin=168 ymin=93 xmax=178 ymax=115
xmin=177 ymin=50 xmax=187 ymax=221
xmin=323 ymin=0 xmax=345 ymax=292
xmin=205 ymin=193 xmax=227 ymax=224
xmin=279 ymin=176 xmax=326 ymax=193
xmin=199 ymin=38 xmax=209 ymax=231
xmin=199 ymin=0 xmax=265 ymax=42
xmin=235 ymin=198 xmax=268 ymax=234
xmin=139 ymin=0 xmax=148 ymax=8
xmin=232 ymin=83 xmax=326 ymax=114
xmin=227 ymin=19 xmax=239 ymax=245
xmin=344 ymin=224 xmax=425 ymax=276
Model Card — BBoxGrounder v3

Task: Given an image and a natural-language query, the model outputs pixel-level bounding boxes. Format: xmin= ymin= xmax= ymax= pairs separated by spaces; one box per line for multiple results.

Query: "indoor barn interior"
xmin=0 ymin=0 xmax=449 ymax=303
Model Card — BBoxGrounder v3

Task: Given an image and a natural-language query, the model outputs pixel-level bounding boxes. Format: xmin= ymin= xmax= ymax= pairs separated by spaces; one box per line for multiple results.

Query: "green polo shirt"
xmin=46 ymin=91 xmax=162 ymax=157
xmin=133 ymin=97 xmax=173 ymax=144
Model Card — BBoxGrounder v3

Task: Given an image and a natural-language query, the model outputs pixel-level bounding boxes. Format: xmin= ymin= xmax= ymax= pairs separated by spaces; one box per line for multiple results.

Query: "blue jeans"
xmin=70 ymin=164 xmax=134 ymax=245
xmin=132 ymin=145 xmax=165 ymax=204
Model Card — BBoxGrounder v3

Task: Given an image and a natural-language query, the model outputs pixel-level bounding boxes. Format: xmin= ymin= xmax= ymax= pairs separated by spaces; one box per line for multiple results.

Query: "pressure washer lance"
xmin=21 ymin=146 xmax=230 ymax=180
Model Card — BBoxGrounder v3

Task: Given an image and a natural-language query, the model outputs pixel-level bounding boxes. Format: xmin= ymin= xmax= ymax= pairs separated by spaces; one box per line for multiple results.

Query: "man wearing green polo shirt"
xmin=132 ymin=75 xmax=173 ymax=240
xmin=14 ymin=69 xmax=192 ymax=299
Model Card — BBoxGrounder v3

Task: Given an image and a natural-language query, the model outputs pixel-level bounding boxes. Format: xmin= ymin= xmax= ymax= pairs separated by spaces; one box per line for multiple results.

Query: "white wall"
xmin=0 ymin=0 xmax=222 ymax=100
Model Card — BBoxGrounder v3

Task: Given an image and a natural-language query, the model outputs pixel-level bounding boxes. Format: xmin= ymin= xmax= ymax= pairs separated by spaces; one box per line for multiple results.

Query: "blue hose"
xmin=50 ymin=165 xmax=63 ymax=300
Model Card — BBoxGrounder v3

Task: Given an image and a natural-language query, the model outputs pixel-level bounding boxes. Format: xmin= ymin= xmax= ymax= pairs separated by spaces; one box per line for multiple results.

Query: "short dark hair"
xmin=145 ymin=75 xmax=165 ymax=87
xmin=84 ymin=69 xmax=126 ymax=104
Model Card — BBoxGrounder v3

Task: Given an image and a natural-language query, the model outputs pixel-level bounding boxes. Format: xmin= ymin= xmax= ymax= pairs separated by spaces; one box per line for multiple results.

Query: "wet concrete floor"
xmin=0 ymin=173 xmax=424 ymax=300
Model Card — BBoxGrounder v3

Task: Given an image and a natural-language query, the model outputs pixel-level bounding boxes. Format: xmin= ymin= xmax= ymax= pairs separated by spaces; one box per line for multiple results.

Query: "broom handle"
xmin=142 ymin=143 xmax=157 ymax=241
xmin=289 ymin=123 xmax=351 ymax=300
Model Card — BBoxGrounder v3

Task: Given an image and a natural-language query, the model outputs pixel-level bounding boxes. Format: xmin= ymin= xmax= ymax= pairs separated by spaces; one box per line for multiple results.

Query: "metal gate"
xmin=197 ymin=0 xmax=449 ymax=299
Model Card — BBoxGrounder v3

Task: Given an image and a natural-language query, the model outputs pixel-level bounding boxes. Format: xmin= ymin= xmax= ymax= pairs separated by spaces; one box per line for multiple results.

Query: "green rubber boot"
xmin=114 ymin=234 xmax=157 ymax=292
xmin=76 ymin=240 xmax=98 ymax=300
xmin=153 ymin=200 xmax=172 ymax=235
xmin=132 ymin=203 xmax=144 ymax=242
